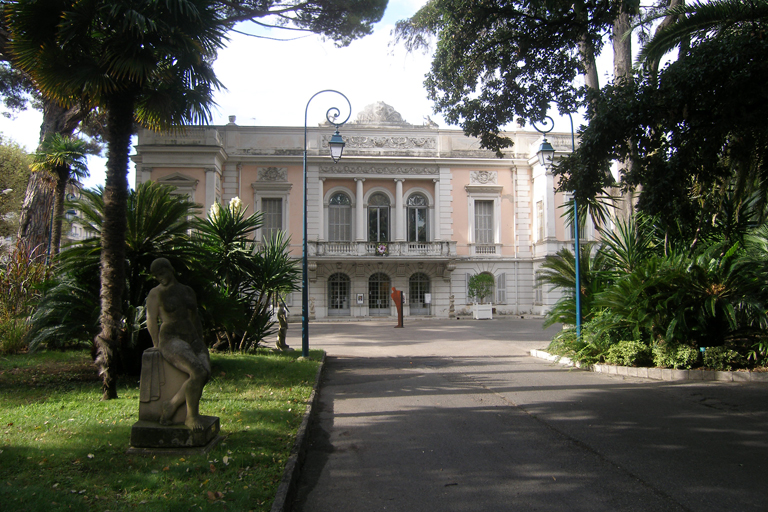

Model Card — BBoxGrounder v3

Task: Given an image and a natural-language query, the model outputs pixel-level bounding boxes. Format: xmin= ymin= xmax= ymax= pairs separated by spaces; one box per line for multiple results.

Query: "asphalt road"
xmin=286 ymin=318 xmax=768 ymax=512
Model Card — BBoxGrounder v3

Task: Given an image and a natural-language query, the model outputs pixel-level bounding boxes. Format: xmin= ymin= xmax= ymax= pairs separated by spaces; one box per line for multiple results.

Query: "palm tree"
xmin=8 ymin=0 xmax=225 ymax=398
xmin=27 ymin=182 xmax=200 ymax=358
xmin=638 ymin=0 xmax=768 ymax=65
xmin=31 ymin=133 xmax=91 ymax=257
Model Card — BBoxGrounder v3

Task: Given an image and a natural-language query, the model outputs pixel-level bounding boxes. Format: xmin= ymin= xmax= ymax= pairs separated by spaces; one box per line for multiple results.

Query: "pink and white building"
xmin=133 ymin=102 xmax=585 ymax=320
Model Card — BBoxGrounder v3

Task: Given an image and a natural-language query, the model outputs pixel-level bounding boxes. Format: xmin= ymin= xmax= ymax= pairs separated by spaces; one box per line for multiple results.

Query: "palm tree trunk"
xmin=16 ymin=100 xmax=84 ymax=256
xmin=94 ymin=95 xmax=133 ymax=400
xmin=50 ymin=168 xmax=67 ymax=257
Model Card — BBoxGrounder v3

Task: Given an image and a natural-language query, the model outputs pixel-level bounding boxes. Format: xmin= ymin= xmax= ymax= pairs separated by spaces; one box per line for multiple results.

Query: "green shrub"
xmin=652 ymin=342 xmax=700 ymax=369
xmin=0 ymin=318 xmax=27 ymax=354
xmin=605 ymin=340 xmax=652 ymax=367
xmin=702 ymin=346 xmax=745 ymax=371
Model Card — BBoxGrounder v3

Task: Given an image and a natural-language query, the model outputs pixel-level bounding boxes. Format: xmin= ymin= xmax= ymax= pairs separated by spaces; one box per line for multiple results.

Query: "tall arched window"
xmin=407 ymin=193 xmax=428 ymax=242
xmin=328 ymin=273 xmax=351 ymax=316
xmin=368 ymin=193 xmax=390 ymax=242
xmin=409 ymin=273 xmax=430 ymax=315
xmin=328 ymin=192 xmax=352 ymax=242
xmin=368 ymin=272 xmax=391 ymax=316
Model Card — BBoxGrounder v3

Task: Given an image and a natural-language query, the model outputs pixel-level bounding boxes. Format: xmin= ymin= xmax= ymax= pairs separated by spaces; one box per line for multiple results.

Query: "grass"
xmin=0 ymin=348 xmax=323 ymax=512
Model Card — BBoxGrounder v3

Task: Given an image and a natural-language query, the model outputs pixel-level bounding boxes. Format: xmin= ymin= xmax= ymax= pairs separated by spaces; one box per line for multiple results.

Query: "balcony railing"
xmin=469 ymin=243 xmax=502 ymax=256
xmin=309 ymin=240 xmax=456 ymax=258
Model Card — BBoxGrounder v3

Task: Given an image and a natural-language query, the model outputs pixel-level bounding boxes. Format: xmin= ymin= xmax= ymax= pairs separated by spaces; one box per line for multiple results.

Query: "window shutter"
xmin=497 ymin=273 xmax=506 ymax=304
xmin=466 ymin=273 xmax=471 ymax=303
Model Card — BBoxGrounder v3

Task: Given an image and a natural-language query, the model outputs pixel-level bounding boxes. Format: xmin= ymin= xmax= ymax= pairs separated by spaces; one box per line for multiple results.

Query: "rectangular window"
xmin=535 ymin=272 xmax=543 ymax=305
xmin=408 ymin=207 xmax=428 ymax=242
xmin=328 ymin=204 xmax=351 ymax=241
xmin=262 ymin=198 xmax=283 ymax=240
xmin=475 ymin=200 xmax=494 ymax=245
xmin=536 ymin=200 xmax=544 ymax=242
xmin=496 ymin=273 xmax=506 ymax=304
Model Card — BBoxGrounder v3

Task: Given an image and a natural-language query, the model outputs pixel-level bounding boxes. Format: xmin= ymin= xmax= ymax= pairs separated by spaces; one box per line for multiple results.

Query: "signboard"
xmin=424 ymin=293 xmax=432 ymax=304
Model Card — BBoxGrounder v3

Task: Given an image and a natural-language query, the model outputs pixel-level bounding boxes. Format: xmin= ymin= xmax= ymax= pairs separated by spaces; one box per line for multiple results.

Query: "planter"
xmin=473 ymin=303 xmax=493 ymax=320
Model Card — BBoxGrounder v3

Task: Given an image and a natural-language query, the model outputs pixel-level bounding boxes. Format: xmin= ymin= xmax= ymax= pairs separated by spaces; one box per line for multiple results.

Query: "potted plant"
xmin=468 ymin=273 xmax=495 ymax=319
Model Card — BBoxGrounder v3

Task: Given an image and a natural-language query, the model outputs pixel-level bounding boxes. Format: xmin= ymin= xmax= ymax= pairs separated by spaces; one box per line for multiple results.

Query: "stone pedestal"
xmin=138 ymin=349 xmax=188 ymax=424
xmin=128 ymin=416 xmax=221 ymax=454
xmin=129 ymin=348 xmax=220 ymax=454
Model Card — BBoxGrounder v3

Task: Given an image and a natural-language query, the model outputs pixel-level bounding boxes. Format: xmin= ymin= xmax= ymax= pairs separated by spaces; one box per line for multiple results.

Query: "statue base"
xmin=128 ymin=415 xmax=221 ymax=454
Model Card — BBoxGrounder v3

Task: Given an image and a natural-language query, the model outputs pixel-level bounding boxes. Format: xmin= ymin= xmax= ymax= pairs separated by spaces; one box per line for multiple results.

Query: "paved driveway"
xmin=287 ymin=318 xmax=768 ymax=512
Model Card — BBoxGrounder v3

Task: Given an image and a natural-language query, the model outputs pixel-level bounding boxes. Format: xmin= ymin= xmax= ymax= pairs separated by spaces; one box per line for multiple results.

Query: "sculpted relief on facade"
xmin=322 ymin=135 xmax=436 ymax=150
xmin=320 ymin=165 xmax=439 ymax=176
xmin=257 ymin=167 xmax=288 ymax=181
xmin=470 ymin=170 xmax=498 ymax=185
xmin=355 ymin=101 xmax=406 ymax=125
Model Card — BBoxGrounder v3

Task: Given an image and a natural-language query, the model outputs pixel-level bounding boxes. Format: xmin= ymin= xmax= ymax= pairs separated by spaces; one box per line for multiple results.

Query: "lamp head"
xmin=537 ymin=138 xmax=555 ymax=168
xmin=328 ymin=128 xmax=345 ymax=163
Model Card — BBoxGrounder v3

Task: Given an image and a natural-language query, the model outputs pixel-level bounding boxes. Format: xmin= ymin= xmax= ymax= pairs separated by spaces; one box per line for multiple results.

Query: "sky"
xmin=0 ymin=0 xmax=615 ymax=190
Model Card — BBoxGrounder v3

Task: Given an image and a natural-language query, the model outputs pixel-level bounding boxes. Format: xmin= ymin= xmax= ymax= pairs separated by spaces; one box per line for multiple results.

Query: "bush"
xmin=702 ymin=346 xmax=746 ymax=371
xmin=652 ymin=342 xmax=700 ymax=369
xmin=605 ymin=340 xmax=652 ymax=367
xmin=0 ymin=318 xmax=27 ymax=354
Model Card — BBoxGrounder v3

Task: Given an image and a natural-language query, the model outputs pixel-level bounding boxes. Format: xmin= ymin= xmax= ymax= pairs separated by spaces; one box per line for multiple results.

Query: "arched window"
xmin=328 ymin=192 xmax=352 ymax=242
xmin=368 ymin=272 xmax=391 ymax=316
xmin=368 ymin=192 xmax=390 ymax=242
xmin=407 ymin=193 xmax=429 ymax=242
xmin=409 ymin=273 xmax=431 ymax=315
xmin=328 ymin=273 xmax=350 ymax=316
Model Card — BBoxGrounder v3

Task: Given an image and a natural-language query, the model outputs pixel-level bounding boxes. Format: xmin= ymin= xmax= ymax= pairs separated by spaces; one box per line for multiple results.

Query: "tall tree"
xmin=638 ymin=0 xmax=768 ymax=66
xmin=393 ymin=0 xmax=628 ymax=154
xmin=0 ymin=135 xmax=30 ymax=239
xmin=30 ymin=133 xmax=91 ymax=257
xmin=8 ymin=0 xmax=225 ymax=399
xmin=0 ymin=0 xmax=387 ymax=254
xmin=555 ymin=21 xmax=768 ymax=243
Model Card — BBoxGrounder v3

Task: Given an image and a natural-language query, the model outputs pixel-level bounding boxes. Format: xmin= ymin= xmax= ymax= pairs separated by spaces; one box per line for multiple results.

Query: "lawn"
xmin=0 ymin=349 xmax=323 ymax=512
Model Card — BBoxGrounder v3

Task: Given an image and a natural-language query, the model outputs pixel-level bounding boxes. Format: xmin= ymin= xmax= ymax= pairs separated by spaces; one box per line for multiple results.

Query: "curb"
xmin=529 ymin=349 xmax=768 ymax=383
xmin=270 ymin=352 xmax=326 ymax=512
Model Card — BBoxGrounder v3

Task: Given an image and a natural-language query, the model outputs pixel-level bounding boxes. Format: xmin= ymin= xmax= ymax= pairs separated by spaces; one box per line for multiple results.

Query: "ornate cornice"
xmin=322 ymin=135 xmax=436 ymax=150
xmin=320 ymin=165 xmax=439 ymax=176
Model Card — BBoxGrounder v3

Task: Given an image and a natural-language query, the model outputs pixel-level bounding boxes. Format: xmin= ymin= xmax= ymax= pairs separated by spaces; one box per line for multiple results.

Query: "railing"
xmin=309 ymin=240 xmax=456 ymax=257
xmin=470 ymin=244 xmax=502 ymax=256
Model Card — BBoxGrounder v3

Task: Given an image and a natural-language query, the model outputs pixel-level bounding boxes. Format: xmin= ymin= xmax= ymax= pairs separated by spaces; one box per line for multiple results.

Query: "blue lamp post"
xmin=532 ymin=115 xmax=581 ymax=338
xmin=302 ymin=90 xmax=351 ymax=357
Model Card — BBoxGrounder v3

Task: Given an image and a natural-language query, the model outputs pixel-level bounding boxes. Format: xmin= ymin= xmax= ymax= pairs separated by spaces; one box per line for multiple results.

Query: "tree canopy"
xmin=0 ymin=136 xmax=30 ymax=238
xmin=394 ymin=0 xmax=624 ymax=154
xmin=556 ymin=4 xmax=768 ymax=241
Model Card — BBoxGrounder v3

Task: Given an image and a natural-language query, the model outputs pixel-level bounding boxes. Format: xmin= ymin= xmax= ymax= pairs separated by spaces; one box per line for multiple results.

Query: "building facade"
xmin=133 ymin=102 xmax=581 ymax=320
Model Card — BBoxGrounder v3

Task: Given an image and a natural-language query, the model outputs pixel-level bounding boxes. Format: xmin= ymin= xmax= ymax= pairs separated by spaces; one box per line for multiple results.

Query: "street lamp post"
xmin=302 ymin=90 xmax=351 ymax=358
xmin=532 ymin=115 xmax=581 ymax=338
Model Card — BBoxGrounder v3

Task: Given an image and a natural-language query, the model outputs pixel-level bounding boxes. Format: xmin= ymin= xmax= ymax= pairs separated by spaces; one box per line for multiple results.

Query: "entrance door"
xmin=328 ymin=273 xmax=350 ymax=316
xmin=368 ymin=272 xmax=391 ymax=316
xmin=409 ymin=273 xmax=430 ymax=315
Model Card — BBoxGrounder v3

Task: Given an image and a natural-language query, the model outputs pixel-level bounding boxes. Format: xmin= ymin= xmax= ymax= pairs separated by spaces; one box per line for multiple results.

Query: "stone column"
xmin=355 ymin=178 xmax=365 ymax=241
xmin=433 ymin=178 xmax=441 ymax=241
xmin=394 ymin=178 xmax=404 ymax=241
xmin=318 ymin=178 xmax=325 ymax=241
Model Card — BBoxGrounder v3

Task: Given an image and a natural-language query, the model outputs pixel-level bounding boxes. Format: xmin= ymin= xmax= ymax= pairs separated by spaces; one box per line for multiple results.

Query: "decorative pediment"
xmin=156 ymin=172 xmax=199 ymax=192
